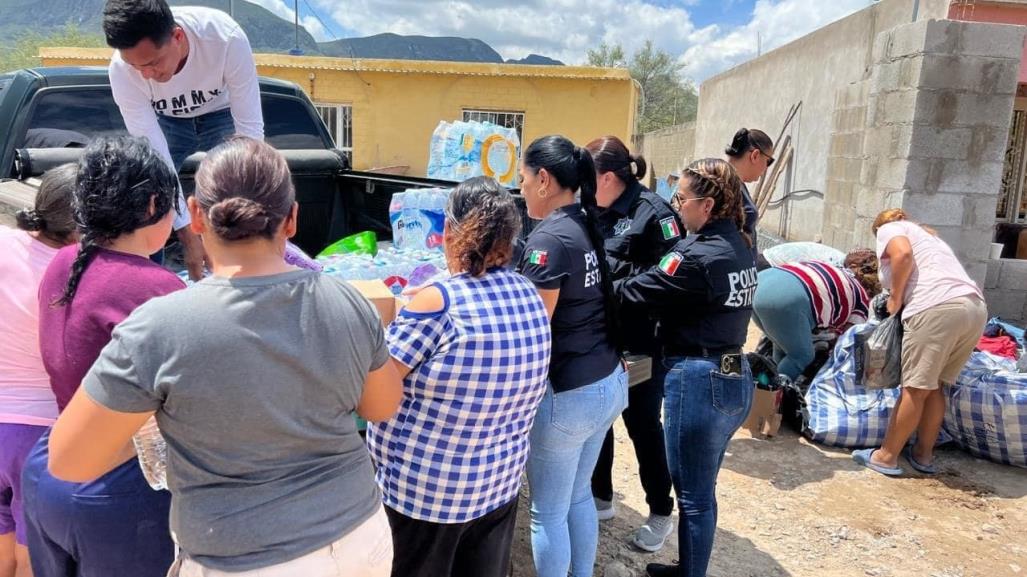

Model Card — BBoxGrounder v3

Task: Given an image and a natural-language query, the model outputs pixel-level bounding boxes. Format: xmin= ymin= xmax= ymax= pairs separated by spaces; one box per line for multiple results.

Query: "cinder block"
xmin=874 ymin=158 xmax=912 ymax=189
xmin=936 ymin=160 xmax=1006 ymax=194
xmin=922 ymin=19 xmax=964 ymax=55
xmin=958 ymin=227 xmax=998 ymax=262
xmin=985 ymin=260 xmax=1002 ymax=290
xmin=873 ymin=30 xmax=894 ymax=65
xmin=903 ymin=192 xmax=967 ymax=227
xmin=954 ymin=94 xmax=1016 ymax=128
xmin=961 ymin=195 xmax=999 ymax=229
xmin=957 ymin=22 xmax=1027 ymax=61
xmin=919 ymin=54 xmax=1020 ymax=95
xmin=876 ymin=89 xmax=920 ymax=126
xmin=969 ymin=126 xmax=1014 ymax=166
xmin=984 ymin=288 xmax=1027 ymax=320
xmin=909 ymin=126 xmax=972 ymax=160
xmin=889 ymin=20 xmax=930 ymax=59
xmin=998 ymin=259 xmax=1027 ymax=290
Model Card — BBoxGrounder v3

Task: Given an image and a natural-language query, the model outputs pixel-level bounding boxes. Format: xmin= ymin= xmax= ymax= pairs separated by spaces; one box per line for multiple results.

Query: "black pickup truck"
xmin=0 ymin=66 xmax=467 ymax=256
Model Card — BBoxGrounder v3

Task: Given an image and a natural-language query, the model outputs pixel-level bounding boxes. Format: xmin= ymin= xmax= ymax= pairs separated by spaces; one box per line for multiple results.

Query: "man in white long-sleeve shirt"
xmin=103 ymin=0 xmax=264 ymax=279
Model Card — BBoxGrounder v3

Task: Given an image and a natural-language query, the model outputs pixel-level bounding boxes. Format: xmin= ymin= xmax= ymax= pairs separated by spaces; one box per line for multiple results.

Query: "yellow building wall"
xmin=41 ymin=49 xmax=638 ymax=177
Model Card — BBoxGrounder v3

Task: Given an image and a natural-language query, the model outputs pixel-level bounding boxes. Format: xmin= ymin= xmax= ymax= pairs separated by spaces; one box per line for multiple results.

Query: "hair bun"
xmin=207 ymin=197 xmax=273 ymax=241
xmin=15 ymin=208 xmax=45 ymax=232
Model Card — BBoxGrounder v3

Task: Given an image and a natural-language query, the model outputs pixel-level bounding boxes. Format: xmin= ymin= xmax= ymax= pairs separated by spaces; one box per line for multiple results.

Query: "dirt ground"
xmin=511 ymin=325 xmax=1027 ymax=577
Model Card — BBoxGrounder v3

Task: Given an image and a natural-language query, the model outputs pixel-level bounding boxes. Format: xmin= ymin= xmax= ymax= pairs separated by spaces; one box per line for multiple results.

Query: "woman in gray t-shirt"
xmin=46 ymin=138 xmax=403 ymax=576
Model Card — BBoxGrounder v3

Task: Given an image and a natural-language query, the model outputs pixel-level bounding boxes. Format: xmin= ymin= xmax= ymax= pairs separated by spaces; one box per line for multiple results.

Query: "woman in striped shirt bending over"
xmin=752 ymin=250 xmax=881 ymax=385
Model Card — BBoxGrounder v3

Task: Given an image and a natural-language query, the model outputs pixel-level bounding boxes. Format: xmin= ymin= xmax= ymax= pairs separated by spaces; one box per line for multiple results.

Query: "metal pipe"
xmin=912 ymin=0 xmax=920 ymax=21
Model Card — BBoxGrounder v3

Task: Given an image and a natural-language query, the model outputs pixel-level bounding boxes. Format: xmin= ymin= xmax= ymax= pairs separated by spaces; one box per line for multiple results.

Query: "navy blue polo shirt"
xmin=615 ymin=218 xmax=757 ymax=352
xmin=519 ymin=204 xmax=620 ymax=393
xmin=598 ymin=181 xmax=682 ymax=354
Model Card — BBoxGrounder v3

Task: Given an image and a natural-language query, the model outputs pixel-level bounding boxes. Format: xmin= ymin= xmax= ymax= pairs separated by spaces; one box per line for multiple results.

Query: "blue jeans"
xmin=153 ymin=108 xmax=237 ymax=264
xmin=527 ymin=366 xmax=628 ymax=577
xmin=157 ymin=107 xmax=237 ymax=170
xmin=663 ymin=356 xmax=754 ymax=577
xmin=20 ymin=429 xmax=174 ymax=577
xmin=751 ymin=268 xmax=816 ymax=380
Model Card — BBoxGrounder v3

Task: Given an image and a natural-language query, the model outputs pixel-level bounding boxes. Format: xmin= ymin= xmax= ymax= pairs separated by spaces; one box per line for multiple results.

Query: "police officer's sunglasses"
xmin=670 ymin=193 xmax=705 ymax=211
xmin=757 ymin=148 xmax=775 ymax=167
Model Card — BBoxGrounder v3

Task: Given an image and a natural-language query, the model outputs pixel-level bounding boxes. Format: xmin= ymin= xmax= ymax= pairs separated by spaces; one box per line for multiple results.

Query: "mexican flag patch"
xmin=660 ymin=217 xmax=680 ymax=240
xmin=659 ymin=252 xmax=683 ymax=275
xmin=528 ymin=249 xmax=548 ymax=266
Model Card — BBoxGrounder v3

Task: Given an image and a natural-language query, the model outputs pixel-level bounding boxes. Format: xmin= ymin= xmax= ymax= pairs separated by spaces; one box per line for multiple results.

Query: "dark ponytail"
xmin=15 ymin=163 xmax=77 ymax=243
xmin=585 ymin=135 xmax=647 ymax=185
xmin=56 ymin=136 xmax=178 ymax=306
xmin=524 ymin=135 xmax=622 ymax=353
xmin=725 ymin=127 xmax=773 ymax=159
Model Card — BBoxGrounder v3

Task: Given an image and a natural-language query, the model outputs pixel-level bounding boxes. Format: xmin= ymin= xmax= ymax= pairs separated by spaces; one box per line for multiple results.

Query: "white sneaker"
xmin=595 ymin=498 xmax=616 ymax=521
xmin=633 ymin=514 xmax=674 ymax=552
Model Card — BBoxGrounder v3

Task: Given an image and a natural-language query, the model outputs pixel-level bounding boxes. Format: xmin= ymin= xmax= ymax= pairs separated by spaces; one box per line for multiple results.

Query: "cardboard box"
xmin=742 ymin=387 xmax=783 ymax=437
xmin=347 ymin=280 xmax=397 ymax=327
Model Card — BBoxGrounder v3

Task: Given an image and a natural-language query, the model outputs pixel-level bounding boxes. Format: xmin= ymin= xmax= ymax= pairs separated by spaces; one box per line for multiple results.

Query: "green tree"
xmin=0 ymin=24 xmax=106 ymax=73
xmin=587 ymin=40 xmax=698 ymax=133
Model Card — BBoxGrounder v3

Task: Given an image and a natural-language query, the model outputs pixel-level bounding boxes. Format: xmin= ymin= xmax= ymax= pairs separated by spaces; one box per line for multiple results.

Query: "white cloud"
xmin=256 ymin=0 xmax=874 ymax=81
xmin=245 ymin=0 xmax=332 ymax=41
xmin=683 ymin=0 xmax=874 ymax=80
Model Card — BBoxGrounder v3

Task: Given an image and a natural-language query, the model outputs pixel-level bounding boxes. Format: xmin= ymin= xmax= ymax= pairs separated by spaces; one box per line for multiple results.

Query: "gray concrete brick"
xmin=953 ymin=93 xmax=1017 ymax=128
xmin=934 ymin=160 xmax=1006 ymax=195
xmin=873 ymin=30 xmax=894 ymax=65
xmin=888 ymin=19 xmax=929 ymax=60
xmin=998 ymin=259 xmax=1027 ymax=290
xmin=969 ymin=126 xmax=1014 ymax=166
xmin=961 ymin=195 xmax=999 ymax=229
xmin=908 ymin=126 xmax=972 ymax=160
xmin=903 ymin=192 xmax=967 ymax=227
xmin=958 ymin=228 xmax=999 ymax=263
xmin=957 ymin=22 xmax=1027 ymax=60
xmin=985 ymin=259 xmax=1002 ymax=290
xmin=876 ymin=89 xmax=920 ymax=125
xmin=984 ymin=288 xmax=1027 ymax=320
xmin=918 ymin=54 xmax=1020 ymax=95
xmin=921 ymin=19 xmax=963 ymax=55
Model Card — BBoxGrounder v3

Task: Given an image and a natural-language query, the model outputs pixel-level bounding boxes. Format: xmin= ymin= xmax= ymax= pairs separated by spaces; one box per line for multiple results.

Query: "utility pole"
xmin=289 ymin=0 xmax=303 ymax=55
xmin=228 ymin=0 xmax=234 ymax=18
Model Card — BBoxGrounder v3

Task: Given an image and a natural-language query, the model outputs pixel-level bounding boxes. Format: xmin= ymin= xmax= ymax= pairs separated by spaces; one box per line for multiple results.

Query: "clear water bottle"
xmin=133 ymin=417 xmax=168 ymax=491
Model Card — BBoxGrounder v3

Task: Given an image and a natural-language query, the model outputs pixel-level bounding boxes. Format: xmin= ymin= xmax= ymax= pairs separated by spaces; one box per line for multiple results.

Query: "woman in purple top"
xmin=20 ymin=136 xmax=184 ymax=577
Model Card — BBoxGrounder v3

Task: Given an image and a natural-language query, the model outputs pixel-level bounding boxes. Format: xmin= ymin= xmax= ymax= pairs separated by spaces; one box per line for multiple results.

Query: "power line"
xmin=300 ymin=0 xmax=340 ymax=41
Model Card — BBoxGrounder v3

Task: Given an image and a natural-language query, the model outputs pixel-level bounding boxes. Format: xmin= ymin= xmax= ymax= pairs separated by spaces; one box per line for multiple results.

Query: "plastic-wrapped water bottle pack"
xmin=317 ymin=246 xmax=448 ymax=295
xmin=389 ymin=187 xmax=450 ymax=252
xmin=426 ymin=120 xmax=520 ymax=187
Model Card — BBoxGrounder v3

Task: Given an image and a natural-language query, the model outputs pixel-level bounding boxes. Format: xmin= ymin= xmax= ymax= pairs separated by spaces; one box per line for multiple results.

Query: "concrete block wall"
xmin=634 ymin=122 xmax=696 ymax=184
xmin=984 ymin=258 xmax=1027 ymax=322
xmin=823 ymin=80 xmax=871 ymax=250
xmin=855 ymin=19 xmax=1024 ymax=285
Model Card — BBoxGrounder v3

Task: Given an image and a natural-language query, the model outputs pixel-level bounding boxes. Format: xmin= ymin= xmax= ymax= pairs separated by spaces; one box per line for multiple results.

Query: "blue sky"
xmin=249 ymin=0 xmax=875 ymax=82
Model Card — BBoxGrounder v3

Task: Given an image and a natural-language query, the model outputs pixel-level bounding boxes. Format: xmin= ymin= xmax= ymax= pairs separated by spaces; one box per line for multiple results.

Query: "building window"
xmin=462 ymin=109 xmax=525 ymax=142
xmin=314 ymin=103 xmax=353 ymax=158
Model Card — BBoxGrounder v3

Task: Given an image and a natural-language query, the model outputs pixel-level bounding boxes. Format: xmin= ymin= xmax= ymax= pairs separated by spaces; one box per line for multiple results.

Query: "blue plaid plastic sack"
xmin=945 ymin=351 xmax=1027 ymax=468
xmin=805 ymin=323 xmax=901 ymax=448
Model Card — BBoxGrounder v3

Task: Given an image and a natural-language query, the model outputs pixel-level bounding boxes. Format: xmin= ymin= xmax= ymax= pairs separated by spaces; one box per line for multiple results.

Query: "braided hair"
xmin=56 ymin=136 xmax=178 ymax=306
xmin=15 ymin=163 xmax=77 ymax=244
xmin=524 ymin=135 xmax=622 ymax=353
xmin=444 ymin=176 xmax=521 ymax=277
xmin=682 ymin=158 xmax=750 ymax=247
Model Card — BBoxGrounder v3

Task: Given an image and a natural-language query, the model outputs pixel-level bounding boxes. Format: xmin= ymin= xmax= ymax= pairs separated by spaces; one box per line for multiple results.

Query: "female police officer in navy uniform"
xmin=517 ymin=135 xmax=628 ymax=577
xmin=614 ymin=158 xmax=757 ymax=577
xmin=586 ymin=136 xmax=679 ymax=553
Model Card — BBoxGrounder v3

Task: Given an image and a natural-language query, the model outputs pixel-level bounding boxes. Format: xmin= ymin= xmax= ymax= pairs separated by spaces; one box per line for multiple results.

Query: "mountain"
xmin=0 ymin=0 xmax=563 ymax=65
xmin=320 ymin=33 xmax=503 ymax=63
xmin=506 ymin=54 xmax=564 ymax=66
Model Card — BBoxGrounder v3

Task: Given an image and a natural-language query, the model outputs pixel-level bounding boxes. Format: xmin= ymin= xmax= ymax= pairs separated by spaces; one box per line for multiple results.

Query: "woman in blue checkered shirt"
xmin=367 ymin=176 xmax=552 ymax=577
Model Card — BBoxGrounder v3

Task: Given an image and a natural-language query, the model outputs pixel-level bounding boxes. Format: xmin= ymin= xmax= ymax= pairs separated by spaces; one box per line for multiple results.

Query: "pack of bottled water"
xmin=427 ymin=120 xmax=520 ymax=187
xmin=134 ymin=417 xmax=168 ymax=491
xmin=318 ymin=246 xmax=448 ymax=295
xmin=389 ymin=187 xmax=450 ymax=252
